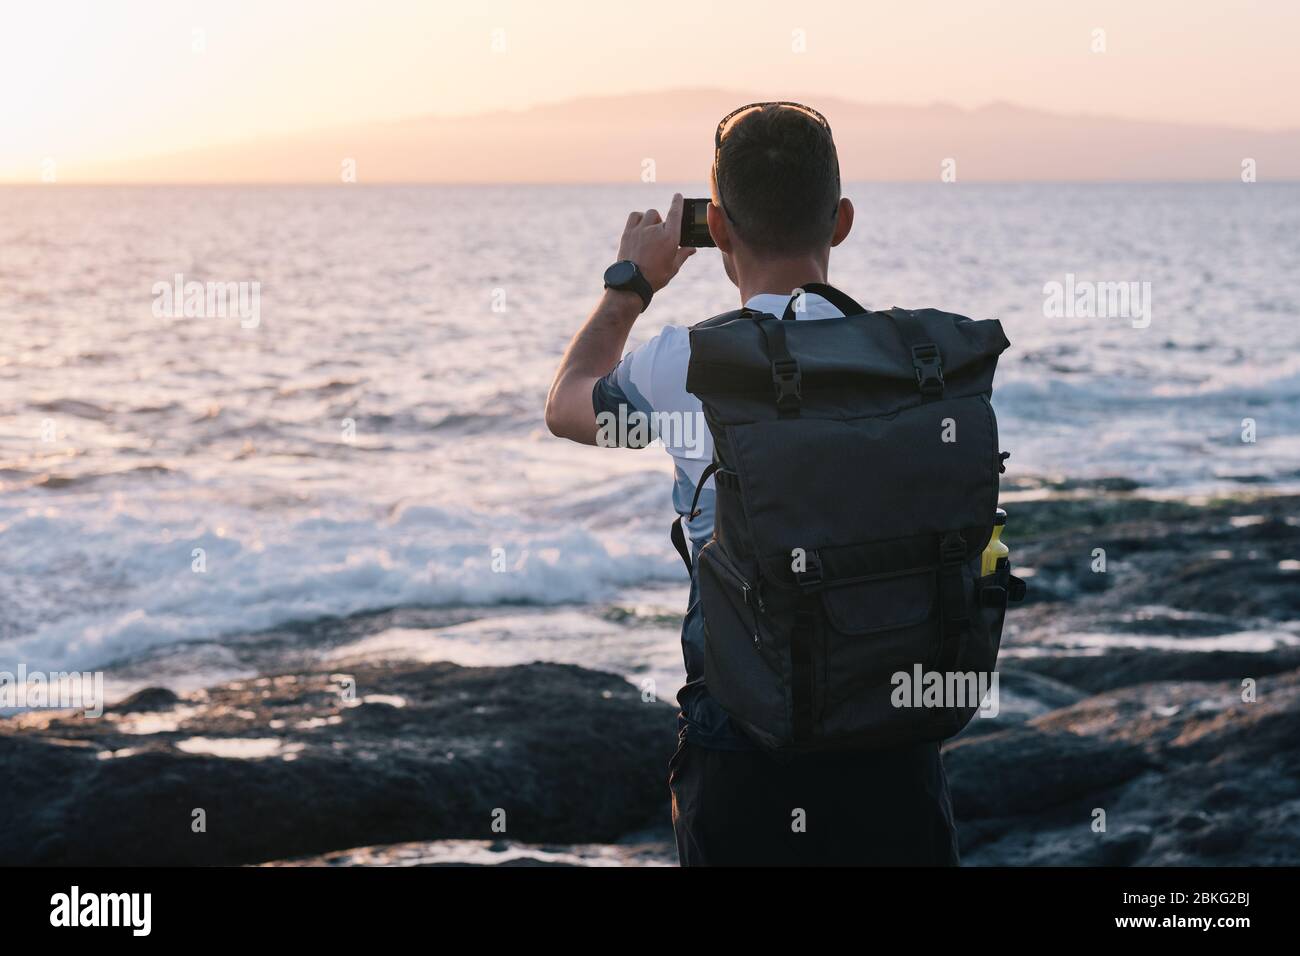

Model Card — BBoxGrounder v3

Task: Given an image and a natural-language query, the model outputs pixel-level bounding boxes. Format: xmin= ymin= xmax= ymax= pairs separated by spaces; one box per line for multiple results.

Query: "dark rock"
xmin=944 ymin=727 xmax=1150 ymax=819
xmin=0 ymin=661 xmax=677 ymax=866
xmin=1031 ymin=668 xmax=1300 ymax=759
xmin=958 ymin=669 xmax=1300 ymax=864
xmin=1009 ymin=648 xmax=1300 ymax=694
xmin=1004 ymin=494 xmax=1300 ymax=629
xmin=1006 ymin=492 xmax=1300 ymax=542
xmin=1058 ymin=477 xmax=1144 ymax=494
xmin=1184 ymin=822 xmax=1249 ymax=857
xmin=1075 ymin=569 xmax=1113 ymax=593
xmin=1204 ymin=781 xmax=1249 ymax=810
xmin=954 ymin=667 xmax=1085 ymax=737
xmin=110 ymin=686 xmax=180 ymax=713
xmin=1173 ymin=811 xmax=1211 ymax=832
xmin=1085 ymin=827 xmax=1153 ymax=866
xmin=1101 ymin=614 xmax=1241 ymax=637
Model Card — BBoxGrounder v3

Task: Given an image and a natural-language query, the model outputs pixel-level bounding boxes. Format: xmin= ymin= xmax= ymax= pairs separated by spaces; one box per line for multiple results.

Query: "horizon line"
xmin=3 ymin=179 xmax=1297 ymax=188
xmin=276 ymin=86 xmax=1300 ymax=136
xmin=6 ymin=86 xmax=1298 ymax=187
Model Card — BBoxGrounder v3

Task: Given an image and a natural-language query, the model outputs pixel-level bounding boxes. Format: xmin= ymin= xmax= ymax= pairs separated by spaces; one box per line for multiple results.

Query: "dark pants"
xmin=669 ymin=738 xmax=960 ymax=866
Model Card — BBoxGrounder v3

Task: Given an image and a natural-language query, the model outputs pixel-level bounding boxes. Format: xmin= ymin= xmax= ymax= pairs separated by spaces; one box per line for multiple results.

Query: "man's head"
xmin=708 ymin=102 xmax=853 ymax=285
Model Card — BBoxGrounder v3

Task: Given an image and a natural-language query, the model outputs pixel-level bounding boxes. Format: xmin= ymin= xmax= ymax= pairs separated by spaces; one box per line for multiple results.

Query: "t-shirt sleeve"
xmin=590 ymin=330 xmax=664 ymax=434
xmin=591 ymin=355 xmax=649 ymax=421
xmin=590 ymin=327 xmax=698 ymax=451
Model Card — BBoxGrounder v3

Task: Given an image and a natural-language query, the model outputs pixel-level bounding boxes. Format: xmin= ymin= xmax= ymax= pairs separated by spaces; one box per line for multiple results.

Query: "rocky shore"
xmin=2 ymin=490 xmax=1297 ymax=866
xmin=952 ymin=489 xmax=1300 ymax=864
xmin=0 ymin=661 xmax=677 ymax=866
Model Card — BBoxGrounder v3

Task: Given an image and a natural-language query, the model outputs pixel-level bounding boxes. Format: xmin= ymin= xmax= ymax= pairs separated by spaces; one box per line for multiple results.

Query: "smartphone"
xmin=680 ymin=198 xmax=715 ymax=248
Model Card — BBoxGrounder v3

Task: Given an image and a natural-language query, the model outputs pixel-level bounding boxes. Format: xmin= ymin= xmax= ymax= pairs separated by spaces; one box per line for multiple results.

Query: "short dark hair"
xmin=712 ymin=105 xmax=841 ymax=256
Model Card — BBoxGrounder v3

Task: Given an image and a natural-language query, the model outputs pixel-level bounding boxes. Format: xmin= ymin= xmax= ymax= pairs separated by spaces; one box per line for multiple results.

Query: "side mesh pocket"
xmin=965 ymin=567 xmax=1009 ymax=677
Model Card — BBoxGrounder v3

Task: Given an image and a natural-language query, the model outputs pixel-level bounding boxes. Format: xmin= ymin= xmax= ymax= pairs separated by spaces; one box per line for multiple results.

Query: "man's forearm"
xmin=559 ymin=289 xmax=643 ymax=381
xmin=544 ymin=289 xmax=643 ymax=444
xmin=545 ymin=195 xmax=694 ymax=443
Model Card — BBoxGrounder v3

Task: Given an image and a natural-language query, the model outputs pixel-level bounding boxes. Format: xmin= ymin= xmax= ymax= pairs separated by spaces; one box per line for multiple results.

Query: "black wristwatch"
xmin=603 ymin=260 xmax=653 ymax=312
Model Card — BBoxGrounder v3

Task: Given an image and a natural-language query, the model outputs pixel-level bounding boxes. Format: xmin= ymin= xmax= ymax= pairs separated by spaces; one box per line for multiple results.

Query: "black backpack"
xmin=673 ymin=283 xmax=1024 ymax=752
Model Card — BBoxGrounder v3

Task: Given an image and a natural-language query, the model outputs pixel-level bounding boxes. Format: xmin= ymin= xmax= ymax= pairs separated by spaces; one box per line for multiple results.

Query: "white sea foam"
xmin=0 ymin=470 xmax=681 ymax=673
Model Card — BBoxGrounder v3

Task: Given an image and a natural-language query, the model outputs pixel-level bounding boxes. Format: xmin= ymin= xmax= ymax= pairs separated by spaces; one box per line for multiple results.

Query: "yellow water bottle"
xmin=982 ymin=508 xmax=1009 ymax=576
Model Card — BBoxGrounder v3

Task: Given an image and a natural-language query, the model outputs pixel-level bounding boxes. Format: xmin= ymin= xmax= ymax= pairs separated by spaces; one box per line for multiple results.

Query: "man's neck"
xmin=737 ymin=257 xmax=830 ymax=305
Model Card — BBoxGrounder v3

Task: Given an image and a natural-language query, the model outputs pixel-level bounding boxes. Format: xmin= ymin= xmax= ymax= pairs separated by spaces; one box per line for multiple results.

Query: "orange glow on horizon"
xmin=3 ymin=0 xmax=1299 ymax=183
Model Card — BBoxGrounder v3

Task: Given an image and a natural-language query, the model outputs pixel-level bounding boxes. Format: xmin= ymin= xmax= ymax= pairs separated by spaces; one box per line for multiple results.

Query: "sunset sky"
xmin=4 ymin=0 xmax=1299 ymax=182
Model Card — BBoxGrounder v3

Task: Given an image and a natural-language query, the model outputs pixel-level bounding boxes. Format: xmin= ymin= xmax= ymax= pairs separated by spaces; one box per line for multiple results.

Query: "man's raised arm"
xmin=544 ymin=194 xmax=694 ymax=444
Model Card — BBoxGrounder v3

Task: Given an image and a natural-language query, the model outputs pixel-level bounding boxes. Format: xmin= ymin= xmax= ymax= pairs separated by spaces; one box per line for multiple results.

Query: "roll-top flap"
xmin=730 ymin=395 xmax=1000 ymax=561
xmin=686 ymin=307 xmax=1008 ymax=417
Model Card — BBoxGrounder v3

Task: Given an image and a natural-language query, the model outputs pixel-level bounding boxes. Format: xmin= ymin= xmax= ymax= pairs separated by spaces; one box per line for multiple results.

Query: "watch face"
xmin=604 ymin=260 xmax=637 ymax=287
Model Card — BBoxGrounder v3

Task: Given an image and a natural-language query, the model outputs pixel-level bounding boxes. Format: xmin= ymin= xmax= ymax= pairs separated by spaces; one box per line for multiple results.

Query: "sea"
xmin=2 ymin=183 xmax=1298 ymax=701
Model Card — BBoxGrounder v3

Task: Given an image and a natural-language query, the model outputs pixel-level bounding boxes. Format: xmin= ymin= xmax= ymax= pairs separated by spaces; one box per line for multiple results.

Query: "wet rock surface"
xmin=945 ymin=491 xmax=1300 ymax=865
xmin=0 ymin=661 xmax=676 ymax=865
xmin=948 ymin=670 xmax=1300 ymax=865
xmin=1004 ymin=493 xmax=1300 ymax=622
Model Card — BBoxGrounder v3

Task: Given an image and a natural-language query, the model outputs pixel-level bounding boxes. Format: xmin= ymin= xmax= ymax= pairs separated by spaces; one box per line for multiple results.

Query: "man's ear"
xmin=830 ymin=197 xmax=854 ymax=247
xmin=707 ymin=201 xmax=733 ymax=254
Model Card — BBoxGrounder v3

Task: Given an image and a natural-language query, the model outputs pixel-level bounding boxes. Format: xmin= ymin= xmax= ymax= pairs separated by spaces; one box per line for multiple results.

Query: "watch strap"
xmin=605 ymin=261 xmax=653 ymax=312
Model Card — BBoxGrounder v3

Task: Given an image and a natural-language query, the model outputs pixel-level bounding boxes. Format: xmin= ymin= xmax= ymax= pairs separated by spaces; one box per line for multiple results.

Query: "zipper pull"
xmin=742 ymin=585 xmax=762 ymax=647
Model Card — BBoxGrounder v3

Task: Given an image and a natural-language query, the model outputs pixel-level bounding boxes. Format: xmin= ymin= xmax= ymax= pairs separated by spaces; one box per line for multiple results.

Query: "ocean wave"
xmin=0 ymin=489 xmax=681 ymax=674
xmin=31 ymin=398 xmax=114 ymax=420
xmin=25 ymin=464 xmax=176 ymax=491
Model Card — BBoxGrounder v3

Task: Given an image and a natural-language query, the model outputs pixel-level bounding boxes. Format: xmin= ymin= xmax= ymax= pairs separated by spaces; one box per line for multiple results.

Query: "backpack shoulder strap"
xmin=691 ymin=307 xmax=753 ymax=331
xmin=781 ymin=282 xmax=867 ymax=320
xmin=669 ymin=462 xmax=718 ymax=573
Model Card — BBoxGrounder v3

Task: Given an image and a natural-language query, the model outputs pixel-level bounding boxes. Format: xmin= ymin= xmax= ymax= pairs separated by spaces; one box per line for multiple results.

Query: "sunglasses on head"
xmin=715 ymin=101 xmax=831 ymax=146
xmin=712 ymin=102 xmax=836 ymax=228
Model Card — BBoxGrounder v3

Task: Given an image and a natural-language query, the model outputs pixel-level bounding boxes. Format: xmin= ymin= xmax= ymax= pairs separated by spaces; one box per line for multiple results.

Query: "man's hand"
xmin=617 ymin=192 xmax=696 ymax=292
xmin=544 ymin=194 xmax=697 ymax=444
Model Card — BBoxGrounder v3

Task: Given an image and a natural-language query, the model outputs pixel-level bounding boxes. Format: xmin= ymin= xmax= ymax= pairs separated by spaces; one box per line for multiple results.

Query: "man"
xmin=545 ymin=103 xmax=959 ymax=866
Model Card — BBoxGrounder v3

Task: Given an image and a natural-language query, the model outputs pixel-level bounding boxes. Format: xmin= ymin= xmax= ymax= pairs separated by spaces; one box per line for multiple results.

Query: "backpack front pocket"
xmin=817 ymin=567 xmax=942 ymax=712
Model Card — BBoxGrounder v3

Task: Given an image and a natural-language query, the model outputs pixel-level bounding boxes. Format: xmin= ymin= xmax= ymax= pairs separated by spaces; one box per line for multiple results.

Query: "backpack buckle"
xmin=911 ymin=344 xmax=944 ymax=398
xmin=939 ymin=531 xmax=966 ymax=565
xmin=771 ymin=358 xmax=802 ymax=407
xmin=793 ymin=551 xmax=823 ymax=590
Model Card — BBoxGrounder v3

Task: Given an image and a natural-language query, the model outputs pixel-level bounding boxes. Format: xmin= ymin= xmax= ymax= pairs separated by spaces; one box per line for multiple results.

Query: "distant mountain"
xmin=68 ymin=88 xmax=1300 ymax=183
